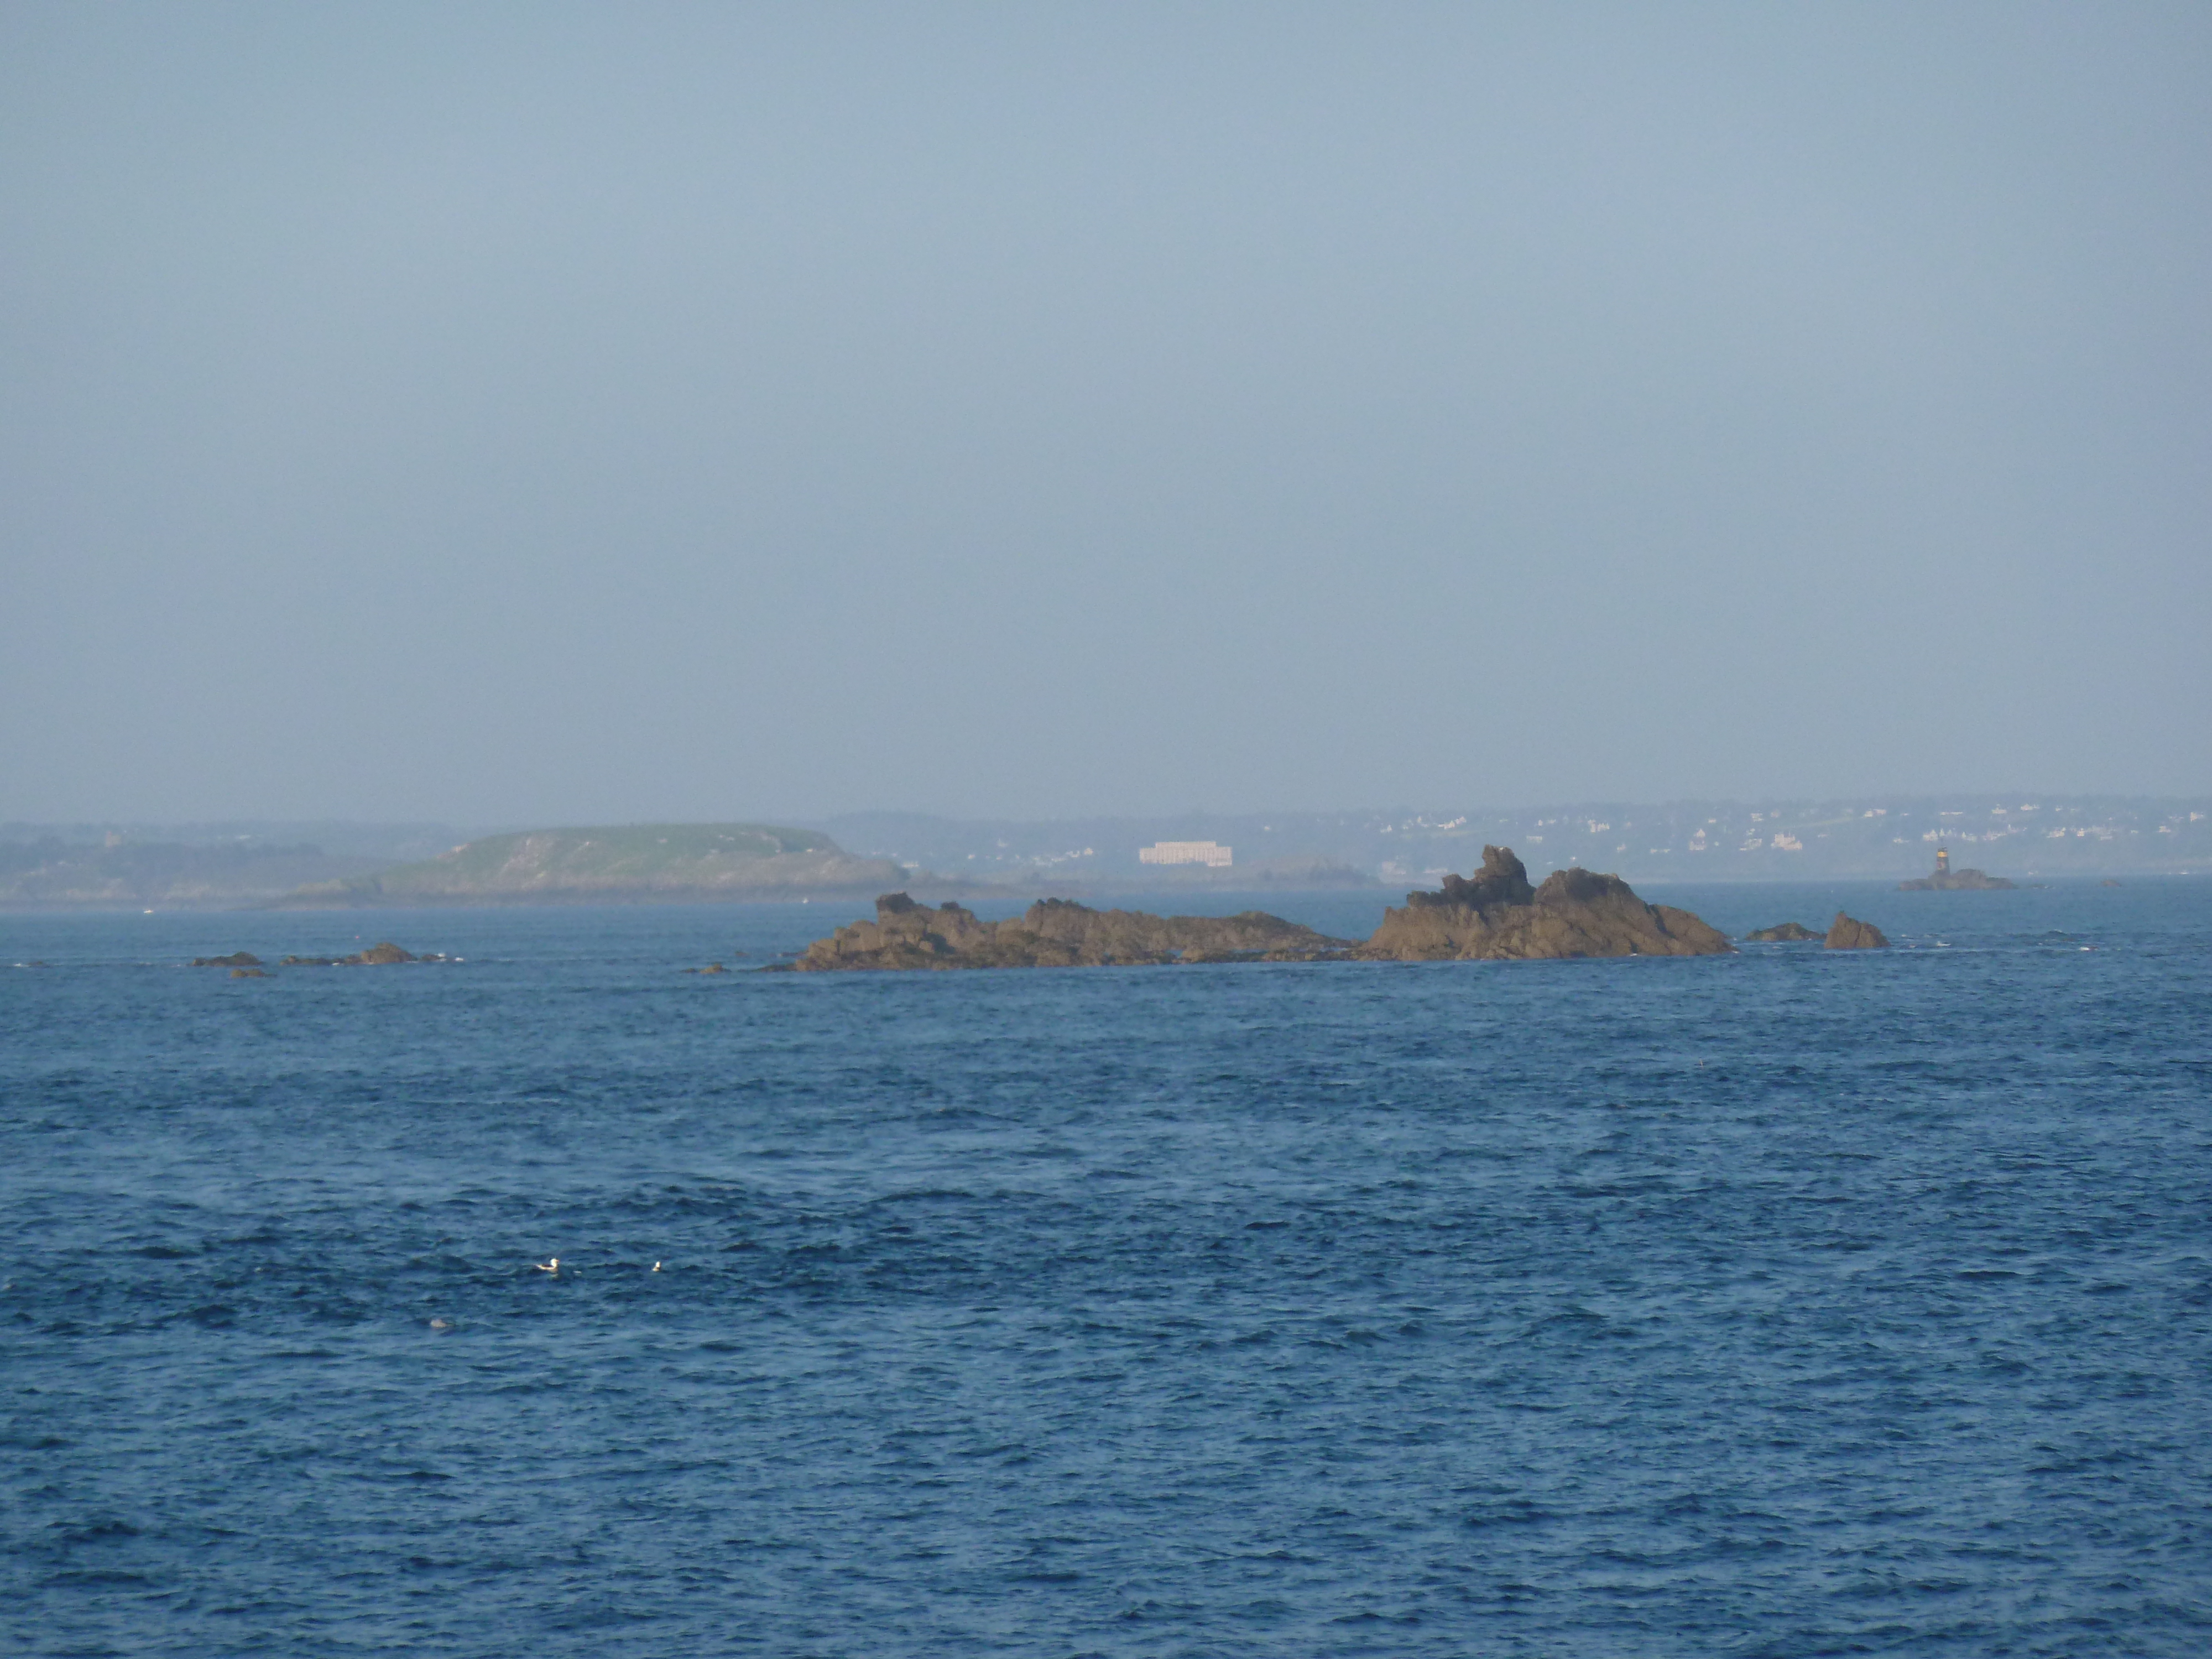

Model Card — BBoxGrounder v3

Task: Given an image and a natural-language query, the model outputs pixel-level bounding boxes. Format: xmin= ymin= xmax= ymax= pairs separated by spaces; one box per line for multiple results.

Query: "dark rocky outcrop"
xmin=789 ymin=848 xmax=1730 ymax=972
xmin=281 ymin=942 xmax=434 ymax=967
xmin=791 ymin=893 xmax=1352 ymax=970
xmin=191 ymin=951 xmax=263 ymax=968
xmin=1743 ymin=922 xmax=1823 ymax=943
xmin=1402 ymin=845 xmax=1538 ymax=912
xmin=229 ymin=967 xmax=270 ymax=978
xmin=1358 ymin=847 xmax=1731 ymax=961
xmin=1824 ymin=912 xmax=1889 ymax=950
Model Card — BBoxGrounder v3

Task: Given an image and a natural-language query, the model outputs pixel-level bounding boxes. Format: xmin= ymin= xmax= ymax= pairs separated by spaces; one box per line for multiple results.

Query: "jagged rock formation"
xmin=1357 ymin=847 xmax=1732 ymax=961
xmin=1743 ymin=922 xmax=1823 ymax=943
xmin=280 ymin=823 xmax=908 ymax=907
xmin=1823 ymin=912 xmax=1889 ymax=950
xmin=191 ymin=951 xmax=263 ymax=967
xmin=791 ymin=893 xmax=1353 ymax=970
xmin=789 ymin=849 xmax=1731 ymax=971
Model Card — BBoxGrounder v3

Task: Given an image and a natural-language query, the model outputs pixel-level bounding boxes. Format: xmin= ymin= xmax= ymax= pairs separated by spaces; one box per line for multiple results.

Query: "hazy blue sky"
xmin=4 ymin=2 xmax=2207 ymax=822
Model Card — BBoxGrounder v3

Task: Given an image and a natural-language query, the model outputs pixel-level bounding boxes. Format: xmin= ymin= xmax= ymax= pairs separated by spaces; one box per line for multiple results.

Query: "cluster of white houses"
xmin=1138 ymin=840 xmax=1233 ymax=868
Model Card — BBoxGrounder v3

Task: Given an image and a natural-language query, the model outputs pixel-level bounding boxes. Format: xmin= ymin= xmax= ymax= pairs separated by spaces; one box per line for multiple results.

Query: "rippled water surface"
xmin=4 ymin=881 xmax=2210 ymax=1656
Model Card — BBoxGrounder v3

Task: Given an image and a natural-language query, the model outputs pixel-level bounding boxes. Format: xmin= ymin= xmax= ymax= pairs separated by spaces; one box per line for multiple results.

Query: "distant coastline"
xmin=2 ymin=795 xmax=2202 ymax=911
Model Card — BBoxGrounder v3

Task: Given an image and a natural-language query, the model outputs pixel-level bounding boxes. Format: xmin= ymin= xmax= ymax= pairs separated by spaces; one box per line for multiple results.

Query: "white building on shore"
xmin=1138 ymin=840 xmax=1233 ymax=868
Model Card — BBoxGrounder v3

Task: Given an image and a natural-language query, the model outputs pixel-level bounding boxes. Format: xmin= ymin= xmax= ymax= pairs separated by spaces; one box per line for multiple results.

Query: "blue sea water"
xmin=3 ymin=880 xmax=2209 ymax=1657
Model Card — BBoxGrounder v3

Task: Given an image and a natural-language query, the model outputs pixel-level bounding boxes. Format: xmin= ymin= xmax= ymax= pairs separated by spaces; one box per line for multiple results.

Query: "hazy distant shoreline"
xmin=3 ymin=796 xmax=2204 ymax=912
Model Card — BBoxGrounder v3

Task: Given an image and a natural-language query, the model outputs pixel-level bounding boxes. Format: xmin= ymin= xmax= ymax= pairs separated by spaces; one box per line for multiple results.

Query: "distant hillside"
xmin=1 ymin=820 xmax=472 ymax=864
xmin=281 ymin=823 xmax=911 ymax=907
xmin=0 ymin=837 xmax=391 ymax=910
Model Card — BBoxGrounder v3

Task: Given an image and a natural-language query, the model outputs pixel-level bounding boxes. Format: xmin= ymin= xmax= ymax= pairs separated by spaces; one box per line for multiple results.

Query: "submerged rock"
xmin=792 ymin=892 xmax=1353 ymax=971
xmin=1358 ymin=847 xmax=1732 ymax=961
xmin=1824 ymin=912 xmax=1889 ymax=950
xmin=1743 ymin=921 xmax=1823 ymax=943
xmin=228 ymin=967 xmax=270 ymax=978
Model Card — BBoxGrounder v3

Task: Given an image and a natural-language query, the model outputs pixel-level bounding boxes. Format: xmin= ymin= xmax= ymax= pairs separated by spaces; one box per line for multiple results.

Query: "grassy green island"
xmin=280 ymin=823 xmax=908 ymax=907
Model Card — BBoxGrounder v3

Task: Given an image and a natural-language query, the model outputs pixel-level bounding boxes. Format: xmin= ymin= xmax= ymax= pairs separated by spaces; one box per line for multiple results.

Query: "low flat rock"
xmin=280 ymin=941 xmax=438 ymax=967
xmin=792 ymin=893 xmax=1353 ymax=970
xmin=1899 ymin=868 xmax=2016 ymax=891
xmin=1898 ymin=851 xmax=2016 ymax=890
xmin=1743 ymin=921 xmax=1823 ymax=943
xmin=1357 ymin=847 xmax=1732 ymax=961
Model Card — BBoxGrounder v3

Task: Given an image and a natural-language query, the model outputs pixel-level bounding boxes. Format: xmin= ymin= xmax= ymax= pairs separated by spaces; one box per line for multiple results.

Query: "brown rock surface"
xmin=792 ymin=893 xmax=1352 ymax=971
xmin=1823 ymin=912 xmax=1889 ymax=950
xmin=788 ymin=849 xmax=1731 ymax=972
xmin=1357 ymin=847 xmax=1732 ymax=961
xmin=1743 ymin=921 xmax=1823 ymax=943
xmin=191 ymin=951 xmax=263 ymax=968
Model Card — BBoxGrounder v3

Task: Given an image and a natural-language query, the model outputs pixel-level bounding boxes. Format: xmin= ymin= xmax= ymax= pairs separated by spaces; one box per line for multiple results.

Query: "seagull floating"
xmin=533 ymin=1257 xmax=559 ymax=1274
xmin=651 ymin=1261 xmax=662 ymax=1272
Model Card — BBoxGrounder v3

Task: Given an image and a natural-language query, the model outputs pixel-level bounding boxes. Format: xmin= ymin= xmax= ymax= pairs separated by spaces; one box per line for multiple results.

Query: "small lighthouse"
xmin=1900 ymin=841 xmax=2011 ymax=890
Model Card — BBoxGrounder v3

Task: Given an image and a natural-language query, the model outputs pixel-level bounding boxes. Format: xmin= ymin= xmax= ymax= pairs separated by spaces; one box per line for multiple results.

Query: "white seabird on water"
xmin=533 ymin=1257 xmax=559 ymax=1274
